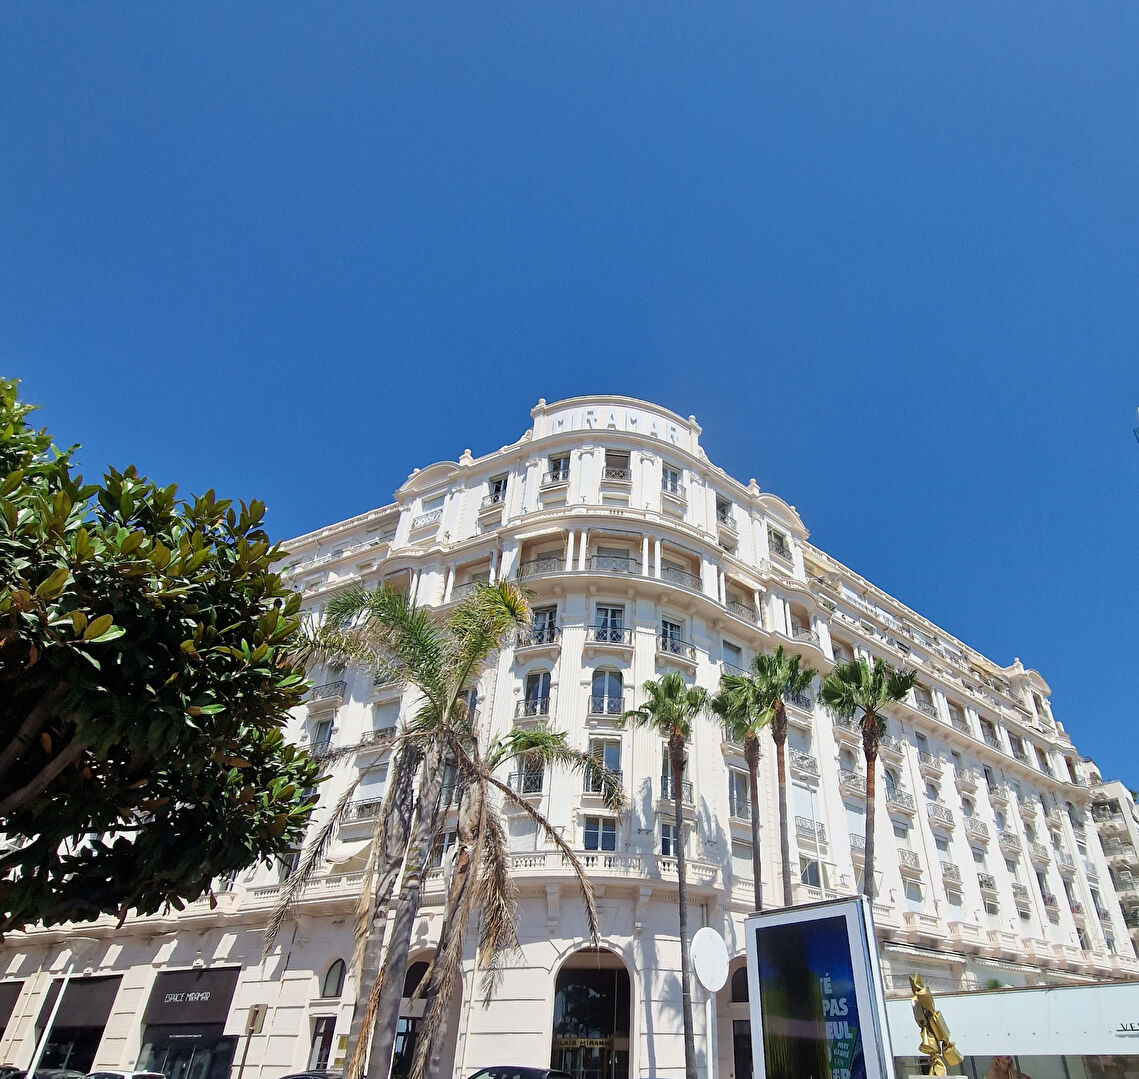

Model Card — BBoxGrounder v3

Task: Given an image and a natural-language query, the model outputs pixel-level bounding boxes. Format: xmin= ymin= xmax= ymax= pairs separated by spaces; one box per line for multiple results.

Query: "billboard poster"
xmin=745 ymin=896 xmax=895 ymax=1079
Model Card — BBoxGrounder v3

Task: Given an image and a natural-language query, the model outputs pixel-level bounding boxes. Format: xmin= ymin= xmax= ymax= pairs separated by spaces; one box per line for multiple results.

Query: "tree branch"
xmin=0 ymin=684 xmax=67 ymax=783
xmin=0 ymin=739 xmax=88 ymax=818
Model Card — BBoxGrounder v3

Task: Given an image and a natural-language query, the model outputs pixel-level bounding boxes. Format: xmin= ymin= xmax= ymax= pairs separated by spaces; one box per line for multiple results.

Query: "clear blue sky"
xmin=4 ymin=5 xmax=1138 ymax=781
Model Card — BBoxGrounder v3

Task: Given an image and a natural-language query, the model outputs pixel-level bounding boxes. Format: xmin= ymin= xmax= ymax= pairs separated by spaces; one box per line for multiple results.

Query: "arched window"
xmin=730 ymin=966 xmax=749 ymax=1002
xmin=322 ymin=958 xmax=346 ymax=998
xmin=961 ymin=797 xmax=974 ymax=819
xmin=591 ymin=669 xmax=624 ymax=715
xmin=403 ymin=960 xmax=429 ymax=1000
xmin=883 ymin=769 xmax=899 ymax=796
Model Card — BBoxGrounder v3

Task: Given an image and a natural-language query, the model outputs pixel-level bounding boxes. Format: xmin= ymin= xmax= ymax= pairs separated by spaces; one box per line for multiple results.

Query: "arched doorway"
xmin=550 ymin=949 xmax=631 ymax=1079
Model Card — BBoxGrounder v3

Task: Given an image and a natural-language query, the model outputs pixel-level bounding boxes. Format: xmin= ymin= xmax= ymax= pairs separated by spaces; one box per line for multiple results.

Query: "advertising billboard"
xmin=745 ymin=896 xmax=895 ymax=1079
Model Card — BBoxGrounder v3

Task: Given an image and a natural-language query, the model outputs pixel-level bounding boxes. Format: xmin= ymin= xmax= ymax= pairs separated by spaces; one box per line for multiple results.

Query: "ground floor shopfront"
xmin=0 ymin=885 xmax=1122 ymax=1079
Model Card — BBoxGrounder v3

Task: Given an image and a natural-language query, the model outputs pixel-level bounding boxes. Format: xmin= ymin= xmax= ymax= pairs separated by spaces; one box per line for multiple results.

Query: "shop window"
xmin=321 ymin=959 xmax=346 ymax=999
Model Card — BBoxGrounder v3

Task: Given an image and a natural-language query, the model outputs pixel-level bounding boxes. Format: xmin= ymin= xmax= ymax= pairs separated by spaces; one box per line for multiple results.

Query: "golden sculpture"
xmin=909 ymin=974 xmax=964 ymax=1075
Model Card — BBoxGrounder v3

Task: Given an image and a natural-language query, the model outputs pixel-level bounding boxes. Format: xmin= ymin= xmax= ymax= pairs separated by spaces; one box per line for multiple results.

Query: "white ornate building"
xmin=1 ymin=394 xmax=1135 ymax=1079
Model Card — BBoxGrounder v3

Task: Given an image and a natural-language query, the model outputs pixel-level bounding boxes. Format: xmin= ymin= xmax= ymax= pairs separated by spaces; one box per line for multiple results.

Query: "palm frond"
xmin=262 ymin=775 xmax=360 ymax=958
xmin=474 ymin=802 xmax=520 ymax=1004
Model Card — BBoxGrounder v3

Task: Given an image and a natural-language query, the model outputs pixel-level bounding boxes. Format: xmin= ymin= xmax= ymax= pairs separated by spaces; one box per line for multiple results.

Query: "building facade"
xmin=1088 ymin=771 xmax=1139 ymax=957
xmin=1 ymin=394 xmax=1135 ymax=1079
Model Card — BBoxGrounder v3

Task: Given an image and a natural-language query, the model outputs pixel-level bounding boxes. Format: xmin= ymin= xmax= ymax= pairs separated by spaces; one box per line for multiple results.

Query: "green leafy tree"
xmin=0 ymin=378 xmax=320 ymax=933
xmin=819 ymin=656 xmax=917 ymax=900
xmin=621 ymin=670 xmax=708 ymax=1079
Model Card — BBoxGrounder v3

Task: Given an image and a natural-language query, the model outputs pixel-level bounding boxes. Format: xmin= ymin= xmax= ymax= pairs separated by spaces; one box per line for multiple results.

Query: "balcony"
xmin=770 ymin=539 xmax=792 ymax=561
xmin=507 ymin=848 xmax=720 ymax=893
xmin=587 ymin=694 xmax=627 ymax=718
xmin=964 ymin=817 xmax=990 ymax=842
xmin=1012 ymin=882 xmax=1030 ymax=904
xmin=1012 ymin=747 xmax=1030 ymax=765
xmin=786 ymin=690 xmax=814 ymax=713
xmin=508 ymin=771 xmax=545 ymax=797
xmin=584 ymin=768 xmax=623 ymax=797
xmin=660 ymin=776 xmax=694 ymax=804
xmin=833 ymin=714 xmax=862 ymax=747
xmin=918 ymin=751 xmax=943 ymax=779
xmin=1043 ymin=893 xmax=1059 ymax=911
xmin=358 ymin=728 xmax=395 ymax=753
xmin=999 ymin=830 xmax=1022 ymax=854
xmin=586 ymin=624 xmax=634 ymax=648
xmin=955 ymin=768 xmax=981 ymax=794
xmin=590 ymin=554 xmax=640 ymax=576
xmin=601 ymin=465 xmax=632 ymax=485
xmin=850 ymin=833 xmax=866 ymax=858
xmin=661 ymin=565 xmax=702 ymax=592
xmin=729 ymin=792 xmax=751 ymax=821
xmin=725 ymin=599 xmax=757 ymax=623
xmin=978 ymin=872 xmax=998 ymax=893
xmin=839 ymin=768 xmax=866 ymax=798
xmin=1028 ymin=841 xmax=1051 ymax=864
xmin=983 ymin=732 xmax=1002 ymax=751
xmin=515 ymin=625 xmax=561 ymax=652
xmin=942 ymin=861 xmax=962 ymax=884
xmin=897 ymin=847 xmax=922 ymax=875
xmin=410 ymin=508 xmax=443 ymax=531
xmin=661 ymin=479 xmax=687 ymax=503
xmin=1056 ymin=849 xmax=1076 ymax=873
xmin=542 ymin=467 xmax=569 ymax=487
xmin=880 ymin=735 xmax=906 ymax=761
xmin=717 ymin=509 xmax=738 ymax=538
xmin=989 ymin=784 xmax=1011 ymax=806
xmin=658 ymin=635 xmax=697 ymax=664
xmin=789 ymin=748 xmax=819 ymax=779
xmin=927 ymin=801 xmax=955 ymax=829
xmin=478 ymin=492 xmax=507 ymax=522
xmin=885 ymin=787 xmax=916 ymax=815
xmin=914 ymin=699 xmax=938 ymax=719
xmin=796 ymin=816 xmax=826 ymax=843
xmin=344 ymin=798 xmax=384 ymax=823
xmin=515 ymin=697 xmax=551 ymax=721
xmin=792 ymin=625 xmax=821 ymax=648
xmin=308 ymin=680 xmax=347 ymax=710
xmin=450 ymin=581 xmax=483 ymax=602
xmin=950 ymin=715 xmax=972 ymax=736
xmin=518 ymin=556 xmax=564 ymax=580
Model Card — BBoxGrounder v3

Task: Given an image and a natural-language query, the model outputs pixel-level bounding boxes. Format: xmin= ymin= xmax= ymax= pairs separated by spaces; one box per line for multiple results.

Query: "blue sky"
xmin=4 ymin=5 xmax=1138 ymax=780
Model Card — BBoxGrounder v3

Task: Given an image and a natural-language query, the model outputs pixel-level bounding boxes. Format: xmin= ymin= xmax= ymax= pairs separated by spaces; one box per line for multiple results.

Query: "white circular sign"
xmin=691 ymin=927 xmax=729 ymax=992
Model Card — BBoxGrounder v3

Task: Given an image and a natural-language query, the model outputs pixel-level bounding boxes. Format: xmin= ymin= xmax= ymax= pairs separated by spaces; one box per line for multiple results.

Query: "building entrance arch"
xmin=550 ymin=949 xmax=631 ymax=1079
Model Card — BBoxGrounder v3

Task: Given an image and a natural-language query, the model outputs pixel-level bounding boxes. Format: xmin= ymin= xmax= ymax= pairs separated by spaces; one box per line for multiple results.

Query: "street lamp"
xmin=25 ymin=937 xmax=99 ymax=1075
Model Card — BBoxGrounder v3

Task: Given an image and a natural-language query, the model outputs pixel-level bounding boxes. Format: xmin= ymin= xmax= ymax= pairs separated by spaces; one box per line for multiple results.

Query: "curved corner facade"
xmin=1 ymin=395 xmax=1133 ymax=1079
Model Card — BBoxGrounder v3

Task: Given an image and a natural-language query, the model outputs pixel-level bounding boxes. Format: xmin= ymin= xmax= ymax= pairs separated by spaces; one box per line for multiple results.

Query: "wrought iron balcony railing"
xmin=508 ymin=771 xmax=545 ymax=795
xmin=587 ymin=694 xmax=627 ymax=716
xmin=515 ymin=697 xmax=551 ymax=719
xmin=518 ymin=556 xmax=563 ymax=579
xmin=660 ymin=775 xmax=694 ymax=803
xmin=590 ymin=554 xmax=640 ymax=575
xmin=542 ymin=467 xmax=570 ymax=486
xmin=411 ymin=509 xmax=443 ymax=530
xmin=661 ymin=565 xmax=702 ymax=591
xmin=658 ymin=635 xmax=696 ymax=661
xmin=516 ymin=625 xmax=561 ymax=648
xmin=588 ymin=624 xmax=634 ymax=646
xmin=601 ymin=466 xmax=632 ymax=483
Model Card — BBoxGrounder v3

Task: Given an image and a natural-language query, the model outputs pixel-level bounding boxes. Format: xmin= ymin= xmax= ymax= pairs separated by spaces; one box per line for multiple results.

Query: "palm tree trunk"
xmin=671 ymin=739 xmax=697 ymax=1079
xmin=863 ymin=743 xmax=877 ymax=902
xmin=365 ymin=741 xmax=447 ymax=1079
xmin=344 ymin=746 xmax=420 ymax=1079
xmin=411 ymin=782 xmax=484 ymax=1079
xmin=773 ymin=713 xmax=792 ymax=907
xmin=745 ymin=736 xmax=762 ymax=912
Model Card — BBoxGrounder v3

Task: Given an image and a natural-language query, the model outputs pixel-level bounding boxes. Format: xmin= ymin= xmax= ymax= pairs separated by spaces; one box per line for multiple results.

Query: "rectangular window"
xmin=661 ymin=822 xmax=680 ymax=857
xmin=971 ymin=847 xmax=985 ymax=866
xmin=594 ymin=605 xmax=626 ymax=642
xmin=583 ymin=816 xmax=616 ymax=852
xmin=722 ymin=641 xmax=743 ymax=670
xmin=603 ymin=450 xmax=631 ymax=480
xmin=935 ymin=835 xmax=949 ymax=854
xmin=662 ymin=465 xmax=683 ymax=494
xmin=893 ymin=821 xmax=910 ymax=840
xmin=587 ymin=739 xmax=622 ymax=792
xmin=984 ymin=900 xmax=1000 ymax=916
xmin=547 ymin=455 xmax=570 ymax=482
xmin=308 ymin=1017 xmax=337 ymax=1070
xmin=799 ymin=856 xmax=821 ymax=888
xmin=488 ymin=474 xmax=508 ymax=502
xmin=716 ymin=496 xmax=732 ymax=520
xmin=728 ymin=769 xmax=750 ymax=819
xmin=430 ymin=831 xmax=457 ymax=868
xmin=768 ymin=528 xmax=790 ymax=559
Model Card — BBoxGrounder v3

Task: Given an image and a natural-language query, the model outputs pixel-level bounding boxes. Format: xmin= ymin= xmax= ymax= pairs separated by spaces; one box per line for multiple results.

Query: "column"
xmin=653 ymin=537 xmax=662 ymax=578
xmin=642 ymin=535 xmax=651 ymax=576
xmin=564 ymin=530 xmax=576 ymax=573
xmin=717 ymin=568 xmax=726 ymax=606
xmin=753 ymin=589 xmax=764 ymax=627
xmin=577 ymin=529 xmax=589 ymax=571
xmin=409 ymin=570 xmax=421 ymax=605
xmin=488 ymin=549 xmax=498 ymax=584
xmin=443 ymin=566 xmax=455 ymax=604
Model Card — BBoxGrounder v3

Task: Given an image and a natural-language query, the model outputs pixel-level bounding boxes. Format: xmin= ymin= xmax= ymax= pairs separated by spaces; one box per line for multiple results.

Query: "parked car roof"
xmin=466 ymin=1069 xmax=574 ymax=1079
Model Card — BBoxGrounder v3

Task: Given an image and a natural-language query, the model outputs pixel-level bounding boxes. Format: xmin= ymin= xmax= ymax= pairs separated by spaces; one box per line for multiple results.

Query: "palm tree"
xmin=819 ymin=656 xmax=917 ymax=901
xmin=409 ymin=725 xmax=624 ymax=1079
xmin=710 ymin=684 xmax=770 ymax=912
xmin=267 ymin=581 xmax=622 ymax=1079
xmin=269 ymin=581 xmax=529 ymax=1079
xmin=713 ymin=645 xmax=817 ymax=909
xmin=621 ymin=670 xmax=708 ymax=1079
